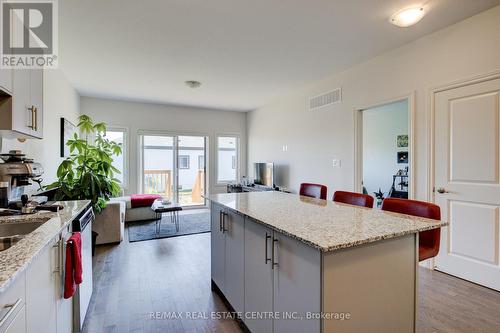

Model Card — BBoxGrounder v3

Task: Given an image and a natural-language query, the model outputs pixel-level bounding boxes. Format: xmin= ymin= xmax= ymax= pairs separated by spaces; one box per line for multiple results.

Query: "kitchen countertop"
xmin=0 ymin=200 xmax=91 ymax=293
xmin=209 ymin=192 xmax=448 ymax=253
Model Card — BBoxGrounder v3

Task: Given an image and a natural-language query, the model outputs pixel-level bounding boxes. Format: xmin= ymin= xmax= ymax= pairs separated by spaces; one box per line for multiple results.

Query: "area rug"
xmin=128 ymin=212 xmax=210 ymax=242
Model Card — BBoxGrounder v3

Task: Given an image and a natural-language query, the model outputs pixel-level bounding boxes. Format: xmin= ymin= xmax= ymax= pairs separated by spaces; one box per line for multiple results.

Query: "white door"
xmin=210 ymin=202 xmax=225 ymax=290
xmin=223 ymin=210 xmax=245 ymax=314
xmin=244 ymin=219 xmax=274 ymax=333
xmin=273 ymin=232 xmax=321 ymax=333
xmin=26 ymin=239 xmax=57 ymax=333
xmin=434 ymin=77 xmax=500 ymax=291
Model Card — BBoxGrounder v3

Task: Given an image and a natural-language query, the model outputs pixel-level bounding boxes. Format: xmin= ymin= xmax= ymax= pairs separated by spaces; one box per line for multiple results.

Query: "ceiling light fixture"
xmin=185 ymin=80 xmax=202 ymax=88
xmin=390 ymin=7 xmax=425 ymax=27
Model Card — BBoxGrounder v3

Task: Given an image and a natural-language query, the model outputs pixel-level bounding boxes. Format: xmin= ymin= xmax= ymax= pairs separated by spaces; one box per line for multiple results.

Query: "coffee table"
xmin=151 ymin=200 xmax=183 ymax=234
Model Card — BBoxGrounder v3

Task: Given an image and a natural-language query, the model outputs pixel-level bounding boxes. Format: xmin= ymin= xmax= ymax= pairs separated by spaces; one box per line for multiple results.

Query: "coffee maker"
xmin=0 ymin=151 xmax=44 ymax=205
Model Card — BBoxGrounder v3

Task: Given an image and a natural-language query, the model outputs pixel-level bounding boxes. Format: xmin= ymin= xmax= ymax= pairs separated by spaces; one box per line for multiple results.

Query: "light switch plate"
xmin=332 ymin=159 xmax=341 ymax=167
xmin=282 ymin=145 xmax=288 ymax=152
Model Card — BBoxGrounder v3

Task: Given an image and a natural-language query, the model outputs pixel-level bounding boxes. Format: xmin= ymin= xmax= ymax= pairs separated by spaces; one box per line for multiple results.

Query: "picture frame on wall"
xmin=397 ymin=151 xmax=409 ymax=164
xmin=397 ymin=135 xmax=408 ymax=148
xmin=60 ymin=118 xmax=76 ymax=157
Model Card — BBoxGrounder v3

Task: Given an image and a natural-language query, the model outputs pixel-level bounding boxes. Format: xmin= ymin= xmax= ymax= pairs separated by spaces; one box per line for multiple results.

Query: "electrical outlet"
xmin=332 ymin=159 xmax=341 ymax=168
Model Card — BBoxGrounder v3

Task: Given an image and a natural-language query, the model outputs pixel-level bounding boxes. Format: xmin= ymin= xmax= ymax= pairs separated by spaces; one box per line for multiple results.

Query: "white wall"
xmin=247 ymin=5 xmax=500 ymax=200
xmin=81 ymin=96 xmax=247 ymax=195
xmin=0 ymin=69 xmax=80 ymax=193
xmin=362 ymin=100 xmax=408 ymax=197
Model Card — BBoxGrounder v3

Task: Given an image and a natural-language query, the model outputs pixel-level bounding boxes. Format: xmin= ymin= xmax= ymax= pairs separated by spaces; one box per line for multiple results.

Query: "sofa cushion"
xmin=130 ymin=194 xmax=161 ymax=208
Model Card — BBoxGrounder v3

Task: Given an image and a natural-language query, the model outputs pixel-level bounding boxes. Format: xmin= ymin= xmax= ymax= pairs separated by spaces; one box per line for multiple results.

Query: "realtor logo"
xmin=1 ymin=0 xmax=58 ymax=68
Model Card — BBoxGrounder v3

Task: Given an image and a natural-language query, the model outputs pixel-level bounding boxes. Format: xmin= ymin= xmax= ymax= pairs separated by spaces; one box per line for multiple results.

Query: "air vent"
xmin=309 ymin=88 xmax=342 ymax=110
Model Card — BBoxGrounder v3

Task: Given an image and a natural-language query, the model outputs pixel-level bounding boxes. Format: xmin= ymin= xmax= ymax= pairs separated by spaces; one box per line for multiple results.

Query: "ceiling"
xmin=59 ymin=0 xmax=500 ymax=111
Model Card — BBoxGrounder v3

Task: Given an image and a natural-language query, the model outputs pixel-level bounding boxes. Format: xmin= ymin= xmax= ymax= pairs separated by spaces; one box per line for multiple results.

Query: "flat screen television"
xmin=254 ymin=163 xmax=274 ymax=187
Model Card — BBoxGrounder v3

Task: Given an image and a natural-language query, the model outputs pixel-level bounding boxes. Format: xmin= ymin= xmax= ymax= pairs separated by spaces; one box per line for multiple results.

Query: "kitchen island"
xmin=209 ymin=192 xmax=447 ymax=333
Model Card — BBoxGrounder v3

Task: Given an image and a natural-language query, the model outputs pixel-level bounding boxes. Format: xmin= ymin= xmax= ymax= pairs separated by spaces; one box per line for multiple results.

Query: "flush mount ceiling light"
xmin=185 ymin=80 xmax=202 ymax=88
xmin=390 ymin=7 xmax=425 ymax=27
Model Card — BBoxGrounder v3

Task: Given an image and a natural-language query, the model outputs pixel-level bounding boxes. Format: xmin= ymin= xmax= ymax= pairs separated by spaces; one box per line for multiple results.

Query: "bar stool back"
xmin=381 ymin=198 xmax=441 ymax=261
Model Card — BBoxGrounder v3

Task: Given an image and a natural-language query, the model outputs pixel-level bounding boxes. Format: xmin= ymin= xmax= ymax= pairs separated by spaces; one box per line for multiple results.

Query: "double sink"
xmin=0 ymin=219 xmax=50 ymax=251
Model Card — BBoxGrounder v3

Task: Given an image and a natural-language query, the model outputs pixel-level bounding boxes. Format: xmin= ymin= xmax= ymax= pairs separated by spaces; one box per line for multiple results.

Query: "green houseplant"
xmin=46 ymin=115 xmax=122 ymax=213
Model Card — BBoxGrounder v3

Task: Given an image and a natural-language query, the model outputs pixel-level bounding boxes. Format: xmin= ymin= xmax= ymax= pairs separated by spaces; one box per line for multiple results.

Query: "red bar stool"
xmin=381 ymin=198 xmax=441 ymax=261
xmin=333 ymin=191 xmax=374 ymax=208
xmin=299 ymin=183 xmax=327 ymax=200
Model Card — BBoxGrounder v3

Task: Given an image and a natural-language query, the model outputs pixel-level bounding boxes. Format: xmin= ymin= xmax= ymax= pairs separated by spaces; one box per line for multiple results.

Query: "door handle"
xmin=436 ymin=187 xmax=450 ymax=194
xmin=0 ymin=298 xmax=22 ymax=328
xmin=265 ymin=232 xmax=272 ymax=264
xmin=271 ymin=237 xmax=279 ymax=269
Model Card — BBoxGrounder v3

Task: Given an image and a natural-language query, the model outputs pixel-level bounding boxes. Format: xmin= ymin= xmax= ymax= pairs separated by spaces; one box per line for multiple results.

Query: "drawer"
xmin=0 ymin=272 xmax=26 ymax=332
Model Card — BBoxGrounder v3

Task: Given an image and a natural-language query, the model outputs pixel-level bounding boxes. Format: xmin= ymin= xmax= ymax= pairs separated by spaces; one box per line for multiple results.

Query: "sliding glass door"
xmin=140 ymin=134 xmax=207 ymax=207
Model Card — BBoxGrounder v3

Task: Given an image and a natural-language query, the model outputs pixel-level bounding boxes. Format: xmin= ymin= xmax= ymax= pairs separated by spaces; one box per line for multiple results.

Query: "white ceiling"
xmin=59 ymin=0 xmax=500 ymax=111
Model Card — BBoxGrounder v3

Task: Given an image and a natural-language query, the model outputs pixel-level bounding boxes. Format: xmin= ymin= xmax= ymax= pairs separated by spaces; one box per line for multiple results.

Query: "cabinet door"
xmin=0 ymin=68 xmax=12 ymax=94
xmin=29 ymin=69 xmax=43 ymax=138
xmin=11 ymin=69 xmax=32 ymax=136
xmin=223 ymin=210 xmax=245 ymax=314
xmin=210 ymin=202 xmax=225 ymax=290
xmin=273 ymin=232 xmax=321 ymax=333
xmin=244 ymin=219 xmax=273 ymax=333
xmin=4 ymin=306 xmax=26 ymax=333
xmin=56 ymin=228 xmax=73 ymax=333
xmin=26 ymin=239 xmax=57 ymax=333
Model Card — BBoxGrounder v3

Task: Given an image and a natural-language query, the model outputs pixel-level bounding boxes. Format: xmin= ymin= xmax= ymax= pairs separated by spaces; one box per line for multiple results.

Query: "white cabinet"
xmin=10 ymin=70 xmax=31 ymax=136
xmin=28 ymin=70 xmax=43 ymax=138
xmin=210 ymin=202 xmax=245 ymax=313
xmin=272 ymin=232 xmax=321 ymax=333
xmin=0 ymin=69 xmax=43 ymax=139
xmin=244 ymin=220 xmax=274 ymax=333
xmin=211 ymin=205 xmax=322 ymax=333
xmin=0 ymin=68 xmax=13 ymax=94
xmin=26 ymin=239 xmax=57 ymax=333
xmin=3 ymin=307 xmax=25 ymax=333
xmin=223 ymin=210 xmax=245 ymax=314
xmin=211 ymin=202 xmax=226 ymax=290
xmin=0 ymin=272 xmax=26 ymax=333
xmin=25 ymin=227 xmax=72 ymax=333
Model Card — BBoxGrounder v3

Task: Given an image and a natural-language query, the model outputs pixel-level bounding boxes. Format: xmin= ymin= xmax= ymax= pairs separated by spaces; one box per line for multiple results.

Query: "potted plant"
xmin=46 ymin=115 xmax=122 ymax=213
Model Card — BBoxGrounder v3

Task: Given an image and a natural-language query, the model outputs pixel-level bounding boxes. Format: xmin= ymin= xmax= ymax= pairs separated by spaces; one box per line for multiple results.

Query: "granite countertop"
xmin=209 ymin=192 xmax=448 ymax=253
xmin=0 ymin=200 xmax=91 ymax=293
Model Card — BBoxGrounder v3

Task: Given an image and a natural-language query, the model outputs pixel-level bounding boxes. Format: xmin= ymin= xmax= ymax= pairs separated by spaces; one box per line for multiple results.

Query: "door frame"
xmin=137 ymin=129 xmax=210 ymax=209
xmin=354 ymin=92 xmax=416 ymax=199
xmin=428 ymin=70 xmax=500 ymax=202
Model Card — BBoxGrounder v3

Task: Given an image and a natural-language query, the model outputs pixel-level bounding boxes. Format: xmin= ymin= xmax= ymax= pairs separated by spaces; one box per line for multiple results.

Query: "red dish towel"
xmin=130 ymin=194 xmax=161 ymax=208
xmin=64 ymin=232 xmax=83 ymax=299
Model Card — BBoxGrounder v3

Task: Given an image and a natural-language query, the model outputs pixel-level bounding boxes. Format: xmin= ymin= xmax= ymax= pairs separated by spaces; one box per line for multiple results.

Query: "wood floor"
xmin=82 ymin=226 xmax=500 ymax=333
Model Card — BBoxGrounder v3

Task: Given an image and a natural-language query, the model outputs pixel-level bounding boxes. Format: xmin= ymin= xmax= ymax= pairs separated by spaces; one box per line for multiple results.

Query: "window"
xmin=198 ymin=155 xmax=205 ymax=170
xmin=217 ymin=136 xmax=238 ymax=183
xmin=104 ymin=128 xmax=127 ymax=188
xmin=179 ymin=155 xmax=190 ymax=169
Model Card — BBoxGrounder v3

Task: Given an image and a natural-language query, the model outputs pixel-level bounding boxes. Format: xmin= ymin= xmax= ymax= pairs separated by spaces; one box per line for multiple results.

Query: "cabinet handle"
xmin=53 ymin=239 xmax=63 ymax=274
xmin=27 ymin=106 xmax=33 ymax=129
xmin=0 ymin=298 xmax=22 ymax=328
xmin=33 ymin=107 xmax=37 ymax=131
xmin=265 ymin=232 xmax=272 ymax=264
xmin=271 ymin=238 xmax=279 ymax=269
xmin=222 ymin=212 xmax=228 ymax=233
xmin=219 ymin=211 xmax=223 ymax=232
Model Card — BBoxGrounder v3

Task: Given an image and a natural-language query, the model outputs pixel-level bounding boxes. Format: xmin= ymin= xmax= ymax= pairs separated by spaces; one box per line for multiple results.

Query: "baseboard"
xmin=211 ymin=279 xmax=251 ymax=333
